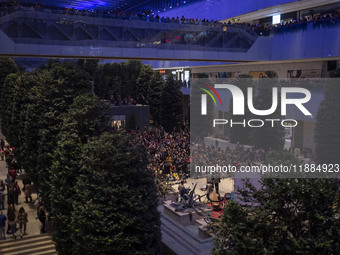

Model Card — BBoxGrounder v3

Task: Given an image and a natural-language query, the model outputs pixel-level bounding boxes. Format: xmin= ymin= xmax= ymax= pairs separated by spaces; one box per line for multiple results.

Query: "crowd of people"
xmin=133 ymin=125 xmax=270 ymax=183
xmin=0 ymin=140 xmax=47 ymax=240
xmin=192 ymin=142 xmax=267 ymax=172
xmin=109 ymin=94 xmax=139 ymax=106
xmin=1 ymin=3 xmax=339 ymax=46
xmin=245 ymin=11 xmax=340 ymax=36
xmin=0 ymin=3 xmax=222 ymax=25
xmin=134 ymin=126 xmax=190 ymax=181
xmin=2 ymin=2 xmax=338 ymax=32
xmin=0 ymin=4 xmax=238 ymax=30
xmin=0 ymin=123 xmax=268 ymax=238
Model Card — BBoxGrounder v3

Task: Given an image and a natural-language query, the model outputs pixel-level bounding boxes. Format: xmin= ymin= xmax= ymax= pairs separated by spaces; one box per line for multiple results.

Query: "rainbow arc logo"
xmin=200 ymin=84 xmax=222 ymax=106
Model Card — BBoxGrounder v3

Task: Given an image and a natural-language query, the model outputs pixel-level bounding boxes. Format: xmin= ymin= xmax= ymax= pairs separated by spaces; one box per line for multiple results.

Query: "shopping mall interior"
xmin=0 ymin=0 xmax=339 ymax=254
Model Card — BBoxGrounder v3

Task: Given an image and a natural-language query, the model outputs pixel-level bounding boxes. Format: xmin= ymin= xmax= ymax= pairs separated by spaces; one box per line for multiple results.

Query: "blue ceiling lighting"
xmin=13 ymin=0 xmax=201 ymax=13
xmin=64 ymin=0 xmax=109 ymax=10
xmin=17 ymin=0 xmax=129 ymax=10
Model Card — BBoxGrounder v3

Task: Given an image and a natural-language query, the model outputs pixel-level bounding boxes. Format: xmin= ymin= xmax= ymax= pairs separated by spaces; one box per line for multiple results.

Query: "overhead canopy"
xmin=4 ymin=0 xmax=201 ymax=13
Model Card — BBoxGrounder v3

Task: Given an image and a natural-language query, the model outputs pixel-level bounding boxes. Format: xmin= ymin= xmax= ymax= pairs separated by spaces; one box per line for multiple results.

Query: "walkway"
xmin=0 ymin=134 xmax=56 ymax=254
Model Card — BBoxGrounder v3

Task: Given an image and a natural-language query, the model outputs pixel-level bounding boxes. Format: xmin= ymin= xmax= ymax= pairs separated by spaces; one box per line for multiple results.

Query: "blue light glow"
xmin=18 ymin=0 xmax=203 ymax=13
xmin=19 ymin=0 xmax=110 ymax=10
xmin=65 ymin=0 xmax=108 ymax=10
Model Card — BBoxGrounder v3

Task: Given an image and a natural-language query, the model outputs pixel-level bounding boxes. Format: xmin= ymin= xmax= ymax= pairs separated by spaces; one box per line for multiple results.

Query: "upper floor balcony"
xmin=0 ymin=7 xmax=339 ymax=61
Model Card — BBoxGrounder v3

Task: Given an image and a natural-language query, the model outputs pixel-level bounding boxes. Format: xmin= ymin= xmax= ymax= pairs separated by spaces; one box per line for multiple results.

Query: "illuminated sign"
xmin=272 ymin=14 xmax=281 ymax=25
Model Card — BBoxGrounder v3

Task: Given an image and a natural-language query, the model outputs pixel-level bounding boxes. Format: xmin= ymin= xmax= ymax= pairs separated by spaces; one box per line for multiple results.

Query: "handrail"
xmin=0 ymin=8 xmax=258 ymax=52
xmin=0 ymin=7 xmax=256 ymax=34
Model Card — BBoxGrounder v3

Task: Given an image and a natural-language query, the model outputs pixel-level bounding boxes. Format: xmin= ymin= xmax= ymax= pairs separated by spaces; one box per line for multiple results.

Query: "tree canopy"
xmin=160 ymin=74 xmax=183 ymax=132
xmin=315 ymin=71 xmax=340 ymax=163
xmin=71 ymin=133 xmax=161 ymax=255
xmin=0 ymin=59 xmax=162 ymax=255
xmin=213 ymin=178 xmax=340 ymax=255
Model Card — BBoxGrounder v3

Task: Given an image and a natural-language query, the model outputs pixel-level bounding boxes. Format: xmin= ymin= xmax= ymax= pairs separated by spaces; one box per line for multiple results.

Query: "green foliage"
xmin=229 ymin=74 xmax=255 ymax=145
xmin=0 ymin=72 xmax=25 ymax=143
xmin=94 ymin=63 xmax=122 ymax=99
xmin=0 ymin=57 xmax=18 ymax=84
xmin=33 ymin=63 xmax=92 ymax=204
xmin=0 ymin=59 xmax=162 ymax=254
xmin=213 ymin=178 xmax=340 ymax=255
xmin=0 ymin=61 xmax=92 ymax=206
xmin=94 ymin=61 xmax=170 ymax=126
xmin=50 ymin=94 xmax=109 ymax=254
xmin=148 ymin=72 xmax=165 ymax=124
xmin=0 ymin=57 xmax=18 ymax=137
xmin=315 ymin=74 xmax=340 ymax=163
xmin=50 ymin=131 xmax=82 ymax=255
xmin=61 ymin=94 xmax=110 ymax=143
xmin=77 ymin=59 xmax=99 ymax=77
xmin=71 ymin=133 xmax=161 ymax=255
xmin=136 ymin=64 xmax=153 ymax=104
xmin=121 ymin=60 xmax=143 ymax=99
xmin=1 ymin=72 xmax=42 ymax=172
xmin=94 ymin=61 xmax=162 ymax=108
xmin=160 ymin=75 xmax=183 ymax=132
xmin=252 ymin=72 xmax=285 ymax=150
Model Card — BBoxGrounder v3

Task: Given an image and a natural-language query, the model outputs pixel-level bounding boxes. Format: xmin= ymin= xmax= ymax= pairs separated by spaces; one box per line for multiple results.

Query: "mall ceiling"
xmin=8 ymin=0 xmax=198 ymax=13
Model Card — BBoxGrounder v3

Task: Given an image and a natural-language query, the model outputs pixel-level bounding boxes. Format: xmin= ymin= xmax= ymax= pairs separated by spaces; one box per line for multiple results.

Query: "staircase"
xmin=0 ymin=234 xmax=57 ymax=255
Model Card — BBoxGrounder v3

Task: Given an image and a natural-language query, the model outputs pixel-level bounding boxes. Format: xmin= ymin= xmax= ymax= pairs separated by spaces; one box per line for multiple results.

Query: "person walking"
xmin=0 ymin=138 xmax=4 ymax=151
xmin=6 ymin=154 xmax=13 ymax=170
xmin=22 ymin=175 xmax=33 ymax=203
xmin=9 ymin=168 xmax=17 ymax=181
xmin=17 ymin=207 xmax=28 ymax=238
xmin=0 ymin=180 xmax=5 ymax=192
xmin=0 ymin=180 xmax=5 ymax=210
xmin=11 ymin=160 xmax=18 ymax=172
xmin=13 ymin=180 xmax=21 ymax=205
xmin=212 ymin=176 xmax=221 ymax=194
xmin=178 ymin=181 xmax=186 ymax=201
xmin=0 ymin=188 xmax=5 ymax=210
xmin=4 ymin=147 xmax=8 ymax=162
xmin=0 ymin=211 xmax=7 ymax=240
xmin=5 ymin=173 xmax=12 ymax=189
xmin=38 ymin=204 xmax=46 ymax=233
xmin=35 ymin=193 xmax=42 ymax=218
xmin=7 ymin=208 xmax=17 ymax=239
xmin=7 ymin=180 xmax=15 ymax=208
xmin=6 ymin=204 xmax=14 ymax=235
xmin=24 ymin=183 xmax=33 ymax=203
